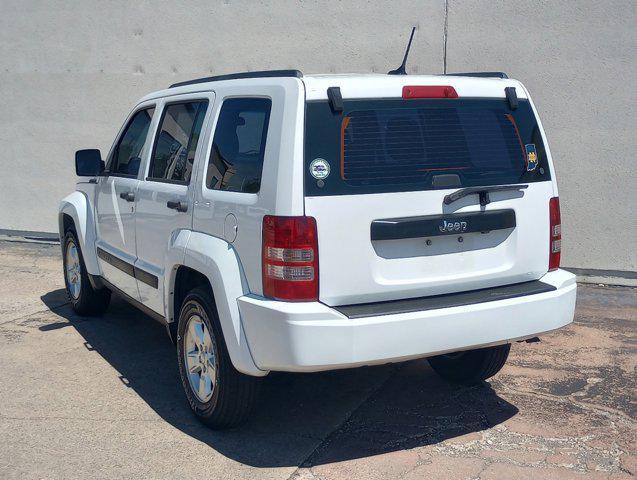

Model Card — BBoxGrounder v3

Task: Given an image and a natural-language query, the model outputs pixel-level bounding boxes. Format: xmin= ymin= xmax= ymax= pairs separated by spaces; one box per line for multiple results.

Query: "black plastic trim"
xmin=327 ymin=87 xmax=343 ymax=112
xmin=371 ymin=209 xmax=516 ymax=241
xmin=445 ymin=72 xmax=509 ymax=79
xmin=505 ymin=86 xmax=518 ymax=109
xmin=134 ymin=267 xmax=159 ymax=289
xmin=87 ymin=273 xmax=105 ymax=290
xmin=334 ymin=281 xmax=557 ymax=319
xmin=169 ymin=69 xmax=303 ymax=88
xmin=97 ymin=247 xmax=134 ymax=276
xmin=100 ymin=277 xmax=166 ymax=324
xmin=96 ymin=247 xmax=158 ymax=289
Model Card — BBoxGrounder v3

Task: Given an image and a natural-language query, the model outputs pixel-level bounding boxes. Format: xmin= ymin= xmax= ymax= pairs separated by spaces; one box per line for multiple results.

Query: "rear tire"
xmin=176 ymin=287 xmax=260 ymax=429
xmin=62 ymin=229 xmax=111 ymax=316
xmin=427 ymin=344 xmax=511 ymax=385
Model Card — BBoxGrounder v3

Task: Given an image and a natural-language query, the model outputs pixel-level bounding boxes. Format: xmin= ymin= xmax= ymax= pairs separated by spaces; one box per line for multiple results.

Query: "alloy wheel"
xmin=65 ymin=241 xmax=82 ymax=300
xmin=183 ymin=313 xmax=218 ymax=403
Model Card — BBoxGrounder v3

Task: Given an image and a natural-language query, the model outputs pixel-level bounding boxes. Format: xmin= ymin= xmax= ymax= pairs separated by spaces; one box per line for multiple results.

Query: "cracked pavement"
xmin=0 ymin=239 xmax=634 ymax=479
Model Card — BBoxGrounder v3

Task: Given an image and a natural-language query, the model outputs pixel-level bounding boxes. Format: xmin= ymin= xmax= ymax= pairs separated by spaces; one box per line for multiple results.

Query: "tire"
xmin=176 ymin=287 xmax=260 ymax=429
xmin=427 ymin=344 xmax=511 ymax=385
xmin=62 ymin=229 xmax=111 ymax=316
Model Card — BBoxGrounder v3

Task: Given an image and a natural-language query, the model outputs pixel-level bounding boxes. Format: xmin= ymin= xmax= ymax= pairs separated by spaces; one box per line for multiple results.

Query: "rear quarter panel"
xmin=192 ymin=77 xmax=306 ymax=296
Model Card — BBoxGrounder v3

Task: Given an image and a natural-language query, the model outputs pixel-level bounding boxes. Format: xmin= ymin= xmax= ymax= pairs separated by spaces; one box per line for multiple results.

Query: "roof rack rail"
xmin=169 ymin=69 xmax=303 ymax=88
xmin=444 ymin=71 xmax=509 ymax=79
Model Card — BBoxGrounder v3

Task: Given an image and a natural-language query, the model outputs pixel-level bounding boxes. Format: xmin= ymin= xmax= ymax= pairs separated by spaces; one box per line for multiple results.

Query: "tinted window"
xmin=206 ymin=98 xmax=271 ymax=193
xmin=304 ymin=98 xmax=551 ymax=196
xmin=148 ymin=101 xmax=208 ymax=184
xmin=110 ymin=107 xmax=155 ymax=176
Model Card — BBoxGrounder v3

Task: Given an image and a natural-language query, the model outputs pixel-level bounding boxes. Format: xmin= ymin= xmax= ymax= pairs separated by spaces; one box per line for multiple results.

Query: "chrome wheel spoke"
xmin=188 ymin=372 xmax=201 ymax=390
xmin=183 ymin=312 xmax=217 ymax=403
xmin=188 ymin=317 xmax=205 ymax=345
xmin=186 ymin=349 xmax=200 ymax=373
xmin=206 ymin=364 xmax=217 ymax=385
xmin=206 ymin=353 xmax=216 ymax=373
xmin=65 ymin=242 xmax=82 ymax=300
xmin=199 ymin=373 xmax=212 ymax=399
xmin=203 ymin=334 xmax=213 ymax=351
xmin=205 ymin=353 xmax=215 ymax=368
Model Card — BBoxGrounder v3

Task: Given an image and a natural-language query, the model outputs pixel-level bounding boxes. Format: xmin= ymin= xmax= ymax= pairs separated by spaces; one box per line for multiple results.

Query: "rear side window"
xmin=110 ymin=107 xmax=155 ymax=176
xmin=305 ymin=98 xmax=550 ymax=196
xmin=148 ymin=101 xmax=208 ymax=184
xmin=205 ymin=97 xmax=271 ymax=193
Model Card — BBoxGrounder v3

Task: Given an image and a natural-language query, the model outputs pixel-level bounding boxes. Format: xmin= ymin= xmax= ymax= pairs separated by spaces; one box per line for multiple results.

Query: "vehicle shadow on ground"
xmin=40 ymin=289 xmax=518 ymax=468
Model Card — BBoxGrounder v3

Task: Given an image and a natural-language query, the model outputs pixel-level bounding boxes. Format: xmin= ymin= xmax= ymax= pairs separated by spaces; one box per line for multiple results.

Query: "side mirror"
xmin=75 ymin=149 xmax=104 ymax=176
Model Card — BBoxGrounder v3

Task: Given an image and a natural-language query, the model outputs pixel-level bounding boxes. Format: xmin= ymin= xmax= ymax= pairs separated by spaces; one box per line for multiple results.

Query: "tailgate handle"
xmin=371 ymin=209 xmax=516 ymax=241
xmin=444 ymin=184 xmax=528 ymax=206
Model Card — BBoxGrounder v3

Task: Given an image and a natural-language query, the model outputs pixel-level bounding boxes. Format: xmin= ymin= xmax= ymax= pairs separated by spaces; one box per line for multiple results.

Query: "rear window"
xmin=304 ymin=98 xmax=550 ymax=196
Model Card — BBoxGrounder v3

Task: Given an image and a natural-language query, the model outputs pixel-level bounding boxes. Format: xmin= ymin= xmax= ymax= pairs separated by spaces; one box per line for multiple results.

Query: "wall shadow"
xmin=40 ymin=289 xmax=518 ymax=468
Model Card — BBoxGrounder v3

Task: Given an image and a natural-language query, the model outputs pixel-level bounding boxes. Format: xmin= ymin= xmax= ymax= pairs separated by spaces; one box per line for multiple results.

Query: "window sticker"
xmin=525 ymin=144 xmax=538 ymax=172
xmin=310 ymin=158 xmax=330 ymax=179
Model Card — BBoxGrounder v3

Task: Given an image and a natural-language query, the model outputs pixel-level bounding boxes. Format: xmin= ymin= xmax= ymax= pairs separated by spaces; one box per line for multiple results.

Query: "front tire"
xmin=176 ymin=287 xmax=260 ymax=429
xmin=62 ymin=230 xmax=111 ymax=316
xmin=427 ymin=344 xmax=511 ymax=385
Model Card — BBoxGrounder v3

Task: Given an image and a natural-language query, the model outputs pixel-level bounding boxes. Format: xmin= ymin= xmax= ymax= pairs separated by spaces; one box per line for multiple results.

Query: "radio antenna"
xmin=388 ymin=27 xmax=416 ymax=75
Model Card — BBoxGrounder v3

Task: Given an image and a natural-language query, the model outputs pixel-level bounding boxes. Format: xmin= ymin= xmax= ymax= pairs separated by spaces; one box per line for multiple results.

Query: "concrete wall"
xmin=0 ymin=0 xmax=635 ymax=272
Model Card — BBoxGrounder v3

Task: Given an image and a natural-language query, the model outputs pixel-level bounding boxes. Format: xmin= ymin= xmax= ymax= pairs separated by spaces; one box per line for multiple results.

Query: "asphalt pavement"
xmin=0 ymin=239 xmax=634 ymax=479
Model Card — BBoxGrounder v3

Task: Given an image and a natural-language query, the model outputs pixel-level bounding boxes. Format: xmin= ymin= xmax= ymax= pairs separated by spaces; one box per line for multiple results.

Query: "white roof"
xmin=302 ymin=73 xmax=526 ymax=101
xmin=139 ymin=72 xmax=526 ymax=104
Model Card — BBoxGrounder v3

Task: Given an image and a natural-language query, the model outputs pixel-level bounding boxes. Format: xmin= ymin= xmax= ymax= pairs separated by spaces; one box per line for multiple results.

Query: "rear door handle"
xmin=119 ymin=192 xmax=135 ymax=202
xmin=167 ymin=200 xmax=188 ymax=212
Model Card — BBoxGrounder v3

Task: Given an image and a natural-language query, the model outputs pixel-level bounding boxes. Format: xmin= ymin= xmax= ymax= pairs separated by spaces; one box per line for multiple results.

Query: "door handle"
xmin=167 ymin=200 xmax=188 ymax=212
xmin=119 ymin=192 xmax=135 ymax=202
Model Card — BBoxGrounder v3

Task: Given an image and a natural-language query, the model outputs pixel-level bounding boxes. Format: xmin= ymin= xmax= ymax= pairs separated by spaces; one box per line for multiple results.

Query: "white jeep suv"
xmin=59 ymin=70 xmax=577 ymax=428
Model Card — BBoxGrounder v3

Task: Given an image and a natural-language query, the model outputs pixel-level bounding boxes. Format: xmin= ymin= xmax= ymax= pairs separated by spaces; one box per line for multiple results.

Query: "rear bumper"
xmin=238 ymin=269 xmax=577 ymax=373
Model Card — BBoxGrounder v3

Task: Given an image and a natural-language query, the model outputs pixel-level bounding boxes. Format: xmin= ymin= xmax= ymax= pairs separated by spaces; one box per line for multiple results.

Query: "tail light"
xmin=262 ymin=215 xmax=318 ymax=301
xmin=549 ymin=197 xmax=561 ymax=271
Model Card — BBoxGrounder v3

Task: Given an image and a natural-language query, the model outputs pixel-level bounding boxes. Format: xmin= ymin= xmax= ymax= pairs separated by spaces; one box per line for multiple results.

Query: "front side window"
xmin=148 ymin=101 xmax=208 ymax=184
xmin=205 ymin=97 xmax=271 ymax=193
xmin=110 ymin=107 xmax=155 ymax=176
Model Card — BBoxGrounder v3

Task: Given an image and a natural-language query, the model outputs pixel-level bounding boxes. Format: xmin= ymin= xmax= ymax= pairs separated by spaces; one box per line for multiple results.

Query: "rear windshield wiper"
xmin=443 ymin=184 xmax=528 ymax=206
